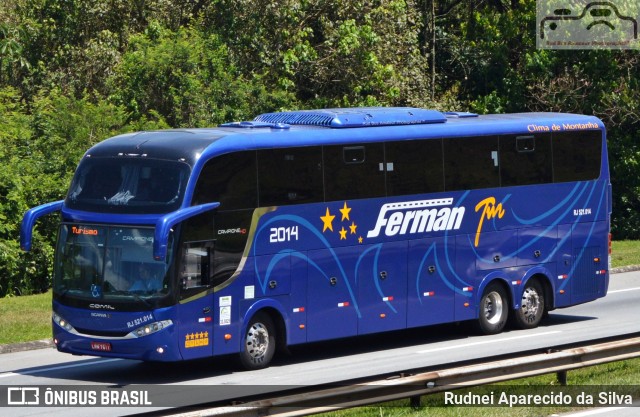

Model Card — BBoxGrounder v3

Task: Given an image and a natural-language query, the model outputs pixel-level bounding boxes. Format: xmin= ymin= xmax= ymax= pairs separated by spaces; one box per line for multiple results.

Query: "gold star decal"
xmin=349 ymin=222 xmax=357 ymax=234
xmin=339 ymin=202 xmax=351 ymax=221
xmin=339 ymin=227 xmax=347 ymax=240
xmin=358 ymin=236 xmax=363 ymax=244
xmin=320 ymin=207 xmax=335 ymax=232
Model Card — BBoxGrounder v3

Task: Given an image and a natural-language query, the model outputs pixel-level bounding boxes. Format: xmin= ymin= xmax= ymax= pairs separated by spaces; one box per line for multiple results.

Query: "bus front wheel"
xmin=239 ymin=312 xmax=276 ymax=370
xmin=513 ymin=279 xmax=545 ymax=329
xmin=476 ymin=283 xmax=508 ymax=335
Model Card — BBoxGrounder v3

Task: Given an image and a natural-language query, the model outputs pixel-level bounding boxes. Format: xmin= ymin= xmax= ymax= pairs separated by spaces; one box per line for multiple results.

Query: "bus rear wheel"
xmin=476 ymin=283 xmax=508 ymax=335
xmin=239 ymin=312 xmax=276 ymax=370
xmin=513 ymin=280 xmax=545 ymax=330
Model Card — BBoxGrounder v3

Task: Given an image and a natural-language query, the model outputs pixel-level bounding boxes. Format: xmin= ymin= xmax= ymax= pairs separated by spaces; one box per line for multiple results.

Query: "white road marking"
xmin=416 ymin=331 xmax=562 ymax=354
xmin=0 ymin=358 xmax=122 ymax=379
xmin=608 ymin=287 xmax=640 ymax=294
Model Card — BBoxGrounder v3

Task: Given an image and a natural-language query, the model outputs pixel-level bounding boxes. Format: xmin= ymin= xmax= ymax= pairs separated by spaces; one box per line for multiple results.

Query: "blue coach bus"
xmin=21 ymin=107 xmax=611 ymax=369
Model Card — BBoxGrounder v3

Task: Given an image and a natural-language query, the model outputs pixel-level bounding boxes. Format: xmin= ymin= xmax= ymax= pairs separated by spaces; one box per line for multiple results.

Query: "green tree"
xmin=107 ymin=22 xmax=295 ymax=127
xmin=0 ymin=88 xmax=132 ymax=296
xmin=0 ymin=87 xmax=45 ymax=296
xmin=12 ymin=0 xmax=208 ymax=98
xmin=203 ymin=0 xmax=431 ymax=107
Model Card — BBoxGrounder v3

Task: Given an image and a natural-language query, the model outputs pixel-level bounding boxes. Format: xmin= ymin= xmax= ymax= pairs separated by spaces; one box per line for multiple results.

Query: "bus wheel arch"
xmin=265 ymin=307 xmax=288 ymax=355
xmin=512 ymin=275 xmax=550 ymax=330
xmin=475 ymin=279 xmax=510 ymax=335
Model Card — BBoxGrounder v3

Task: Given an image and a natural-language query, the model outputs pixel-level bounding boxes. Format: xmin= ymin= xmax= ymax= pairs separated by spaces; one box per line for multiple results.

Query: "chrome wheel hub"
xmin=521 ymin=287 xmax=541 ymax=321
xmin=484 ymin=291 xmax=504 ymax=325
xmin=246 ymin=322 xmax=269 ymax=360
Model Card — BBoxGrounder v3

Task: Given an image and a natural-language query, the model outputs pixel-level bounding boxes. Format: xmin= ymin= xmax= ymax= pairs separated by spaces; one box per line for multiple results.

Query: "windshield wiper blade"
xmin=129 ymin=293 xmax=153 ymax=309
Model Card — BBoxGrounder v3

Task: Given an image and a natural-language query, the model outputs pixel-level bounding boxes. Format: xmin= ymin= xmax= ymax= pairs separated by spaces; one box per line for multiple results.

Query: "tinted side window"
xmin=553 ymin=130 xmax=602 ymax=182
xmin=324 ymin=143 xmax=385 ymax=201
xmin=179 ymin=240 xmax=214 ymax=300
xmin=386 ymin=139 xmax=444 ymax=196
xmin=258 ymin=147 xmax=323 ymax=206
xmin=444 ymin=136 xmax=499 ymax=191
xmin=192 ymin=151 xmax=258 ymax=209
xmin=500 ymin=134 xmax=552 ymax=186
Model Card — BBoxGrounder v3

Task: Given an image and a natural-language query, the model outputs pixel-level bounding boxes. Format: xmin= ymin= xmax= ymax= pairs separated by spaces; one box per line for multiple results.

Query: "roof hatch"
xmin=219 ymin=121 xmax=290 ymax=129
xmin=253 ymin=107 xmax=447 ymax=128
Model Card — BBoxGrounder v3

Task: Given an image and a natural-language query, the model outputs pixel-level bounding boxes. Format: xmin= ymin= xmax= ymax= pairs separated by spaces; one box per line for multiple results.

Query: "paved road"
xmin=1 ymin=271 xmax=639 ymax=416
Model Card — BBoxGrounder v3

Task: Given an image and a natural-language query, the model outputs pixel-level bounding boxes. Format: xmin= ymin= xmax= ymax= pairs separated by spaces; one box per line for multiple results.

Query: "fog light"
xmin=156 ymin=347 xmax=164 ymax=354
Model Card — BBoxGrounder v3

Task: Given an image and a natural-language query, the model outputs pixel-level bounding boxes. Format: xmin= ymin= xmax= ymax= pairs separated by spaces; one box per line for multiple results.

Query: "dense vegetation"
xmin=1 ymin=0 xmax=638 ymax=296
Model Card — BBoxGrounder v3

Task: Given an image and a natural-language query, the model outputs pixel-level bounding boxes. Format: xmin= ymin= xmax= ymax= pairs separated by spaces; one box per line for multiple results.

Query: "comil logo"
xmin=537 ymin=1 xmax=639 ymax=49
xmin=366 ymin=198 xmax=465 ymax=238
xmin=89 ymin=303 xmax=116 ymax=310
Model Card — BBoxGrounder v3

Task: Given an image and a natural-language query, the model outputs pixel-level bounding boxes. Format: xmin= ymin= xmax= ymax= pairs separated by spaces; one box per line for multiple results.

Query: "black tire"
xmin=476 ymin=282 xmax=509 ymax=335
xmin=239 ymin=312 xmax=276 ymax=370
xmin=512 ymin=279 xmax=545 ymax=330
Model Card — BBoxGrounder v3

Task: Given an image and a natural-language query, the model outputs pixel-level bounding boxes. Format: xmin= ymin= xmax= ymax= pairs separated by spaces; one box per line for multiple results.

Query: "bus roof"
xmin=85 ymin=108 xmax=604 ymax=166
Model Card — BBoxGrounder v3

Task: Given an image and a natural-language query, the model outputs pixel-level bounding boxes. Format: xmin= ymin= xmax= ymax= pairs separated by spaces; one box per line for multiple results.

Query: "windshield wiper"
xmin=129 ymin=292 xmax=153 ymax=309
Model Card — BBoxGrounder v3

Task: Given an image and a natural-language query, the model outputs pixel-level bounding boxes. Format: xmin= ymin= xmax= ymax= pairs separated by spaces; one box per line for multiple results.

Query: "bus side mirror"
xmin=153 ymin=202 xmax=220 ymax=261
xmin=20 ymin=200 xmax=64 ymax=251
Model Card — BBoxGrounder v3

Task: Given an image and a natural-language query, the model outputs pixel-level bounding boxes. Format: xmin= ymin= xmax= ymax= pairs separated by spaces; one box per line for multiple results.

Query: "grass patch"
xmin=0 ymin=290 xmax=52 ymax=344
xmin=611 ymin=240 xmax=640 ymax=268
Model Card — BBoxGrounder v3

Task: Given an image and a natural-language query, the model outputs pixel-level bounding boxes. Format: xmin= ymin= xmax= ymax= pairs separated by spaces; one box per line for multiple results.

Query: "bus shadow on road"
xmin=542 ymin=312 xmax=598 ymax=326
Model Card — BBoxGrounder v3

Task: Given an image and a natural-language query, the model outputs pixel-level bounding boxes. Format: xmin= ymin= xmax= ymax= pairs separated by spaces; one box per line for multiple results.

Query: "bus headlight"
xmin=128 ymin=320 xmax=173 ymax=338
xmin=53 ymin=312 xmax=75 ymax=332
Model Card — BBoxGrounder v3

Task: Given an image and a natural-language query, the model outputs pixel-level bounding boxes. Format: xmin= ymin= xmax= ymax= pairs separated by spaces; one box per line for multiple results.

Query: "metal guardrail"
xmin=167 ymin=335 xmax=640 ymax=417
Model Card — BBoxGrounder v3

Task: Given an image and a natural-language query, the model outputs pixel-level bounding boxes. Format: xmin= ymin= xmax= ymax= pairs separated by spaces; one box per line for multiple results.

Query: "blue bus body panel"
xmin=242 ymin=178 xmax=608 ymax=345
xmin=36 ymin=109 xmax=610 ymax=361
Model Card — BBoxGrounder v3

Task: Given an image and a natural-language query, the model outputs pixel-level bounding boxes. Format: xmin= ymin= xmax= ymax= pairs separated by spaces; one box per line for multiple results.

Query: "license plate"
xmin=90 ymin=341 xmax=112 ymax=352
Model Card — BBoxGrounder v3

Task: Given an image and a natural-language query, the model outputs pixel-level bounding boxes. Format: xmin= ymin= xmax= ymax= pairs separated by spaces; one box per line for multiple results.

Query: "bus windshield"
xmin=66 ymin=157 xmax=190 ymax=214
xmin=54 ymin=224 xmax=174 ymax=305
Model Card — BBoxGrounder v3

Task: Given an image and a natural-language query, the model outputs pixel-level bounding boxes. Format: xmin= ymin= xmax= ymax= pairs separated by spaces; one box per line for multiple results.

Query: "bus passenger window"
xmin=180 ymin=241 xmax=213 ymax=299
xmin=386 ymin=139 xmax=444 ymax=196
xmin=500 ymin=134 xmax=552 ymax=186
xmin=258 ymin=147 xmax=323 ymax=206
xmin=324 ymin=143 xmax=385 ymax=201
xmin=553 ymin=131 xmax=602 ymax=182
xmin=444 ymin=136 xmax=500 ymax=191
